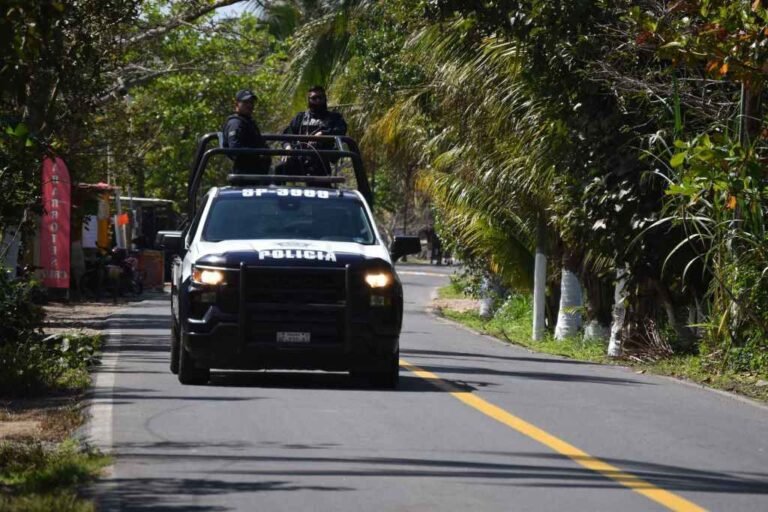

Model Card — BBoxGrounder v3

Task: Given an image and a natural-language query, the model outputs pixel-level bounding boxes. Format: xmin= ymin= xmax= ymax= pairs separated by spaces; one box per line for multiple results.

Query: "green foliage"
xmin=97 ymin=12 xmax=289 ymax=207
xmin=436 ymin=278 xmax=466 ymax=300
xmin=0 ymin=330 xmax=102 ymax=396
xmin=0 ymin=123 xmax=43 ymax=230
xmin=0 ymin=270 xmax=45 ymax=344
xmin=662 ymin=129 xmax=768 ymax=371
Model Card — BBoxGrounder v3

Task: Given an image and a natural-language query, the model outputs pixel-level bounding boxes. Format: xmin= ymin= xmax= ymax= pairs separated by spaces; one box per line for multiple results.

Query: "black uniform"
xmin=222 ymin=114 xmax=270 ymax=174
xmin=284 ymin=110 xmax=347 ymax=137
xmin=277 ymin=110 xmax=347 ymax=176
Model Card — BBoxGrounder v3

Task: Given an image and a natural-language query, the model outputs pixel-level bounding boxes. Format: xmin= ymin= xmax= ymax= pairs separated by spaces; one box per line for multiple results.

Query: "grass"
xmin=436 ymin=280 xmax=467 ymax=300
xmin=634 ymin=355 xmax=768 ymax=402
xmin=0 ymin=440 xmax=109 ymax=512
xmin=438 ymin=294 xmax=609 ymax=362
xmin=0 ymin=333 xmax=108 ymax=511
xmin=435 ymin=285 xmax=768 ymax=403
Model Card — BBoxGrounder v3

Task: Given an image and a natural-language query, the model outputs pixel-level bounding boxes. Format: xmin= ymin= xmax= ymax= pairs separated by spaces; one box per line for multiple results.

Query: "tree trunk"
xmin=582 ymin=269 xmax=612 ymax=341
xmin=554 ymin=253 xmax=582 ymax=340
xmin=532 ymin=213 xmax=547 ymax=340
xmin=607 ymin=268 xmax=628 ymax=357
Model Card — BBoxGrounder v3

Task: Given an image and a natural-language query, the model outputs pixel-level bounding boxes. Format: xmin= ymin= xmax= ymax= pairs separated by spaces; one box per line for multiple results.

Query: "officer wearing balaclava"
xmin=279 ymin=86 xmax=347 ymax=176
xmin=284 ymin=85 xmax=347 ymax=138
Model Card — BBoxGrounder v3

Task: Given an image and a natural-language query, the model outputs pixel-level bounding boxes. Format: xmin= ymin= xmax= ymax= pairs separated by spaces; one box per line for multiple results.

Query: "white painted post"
xmin=607 ymin=267 xmax=628 ymax=357
xmin=554 ymin=265 xmax=583 ymax=340
xmin=532 ymin=215 xmax=547 ymax=341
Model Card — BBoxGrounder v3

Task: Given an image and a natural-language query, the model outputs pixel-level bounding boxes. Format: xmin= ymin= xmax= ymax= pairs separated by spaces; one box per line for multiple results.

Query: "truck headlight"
xmin=192 ymin=267 xmax=226 ymax=285
xmin=365 ymin=272 xmax=392 ymax=288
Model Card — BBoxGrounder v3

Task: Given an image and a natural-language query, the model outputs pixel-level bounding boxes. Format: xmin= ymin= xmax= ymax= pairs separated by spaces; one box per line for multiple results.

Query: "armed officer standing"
xmin=222 ymin=89 xmax=270 ymax=174
xmin=285 ymin=86 xmax=347 ymax=138
xmin=277 ymin=86 xmax=347 ymax=176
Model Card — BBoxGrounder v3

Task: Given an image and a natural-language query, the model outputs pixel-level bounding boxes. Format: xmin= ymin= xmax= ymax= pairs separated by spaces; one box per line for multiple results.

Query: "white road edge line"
xmin=86 ymin=326 xmax=122 ymax=454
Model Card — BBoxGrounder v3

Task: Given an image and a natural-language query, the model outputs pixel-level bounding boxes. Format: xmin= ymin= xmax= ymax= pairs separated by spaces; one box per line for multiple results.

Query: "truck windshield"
xmin=202 ymin=189 xmax=376 ymax=244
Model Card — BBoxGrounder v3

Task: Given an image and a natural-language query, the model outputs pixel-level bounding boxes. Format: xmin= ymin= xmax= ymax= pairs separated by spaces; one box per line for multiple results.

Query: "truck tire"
xmin=363 ymin=349 xmax=399 ymax=389
xmin=170 ymin=321 xmax=180 ymax=375
xmin=178 ymin=332 xmax=210 ymax=385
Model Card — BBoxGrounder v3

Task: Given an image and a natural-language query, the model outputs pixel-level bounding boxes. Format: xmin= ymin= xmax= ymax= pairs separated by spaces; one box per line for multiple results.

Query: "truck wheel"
xmin=369 ymin=350 xmax=400 ymax=389
xmin=178 ymin=336 xmax=210 ymax=385
xmin=170 ymin=321 xmax=180 ymax=375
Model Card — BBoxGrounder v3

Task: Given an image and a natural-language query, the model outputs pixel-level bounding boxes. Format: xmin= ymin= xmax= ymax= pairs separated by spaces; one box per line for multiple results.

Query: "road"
xmin=87 ymin=265 xmax=768 ymax=511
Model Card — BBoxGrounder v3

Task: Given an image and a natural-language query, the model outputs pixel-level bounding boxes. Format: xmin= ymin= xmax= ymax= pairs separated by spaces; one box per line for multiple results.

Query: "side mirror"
xmin=390 ymin=236 xmax=422 ymax=262
xmin=156 ymin=230 xmax=183 ymax=253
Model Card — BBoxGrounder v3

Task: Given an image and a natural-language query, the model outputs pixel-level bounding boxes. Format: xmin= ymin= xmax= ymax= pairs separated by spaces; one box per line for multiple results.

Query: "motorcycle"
xmin=109 ymin=247 xmax=143 ymax=297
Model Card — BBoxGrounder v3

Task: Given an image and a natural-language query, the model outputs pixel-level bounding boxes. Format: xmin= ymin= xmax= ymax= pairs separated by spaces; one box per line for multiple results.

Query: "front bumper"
xmin=180 ymin=264 xmax=401 ymax=371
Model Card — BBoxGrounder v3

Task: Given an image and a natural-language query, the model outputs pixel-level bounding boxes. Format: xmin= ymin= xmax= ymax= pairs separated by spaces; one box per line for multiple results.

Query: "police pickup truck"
xmin=159 ymin=133 xmax=421 ymax=387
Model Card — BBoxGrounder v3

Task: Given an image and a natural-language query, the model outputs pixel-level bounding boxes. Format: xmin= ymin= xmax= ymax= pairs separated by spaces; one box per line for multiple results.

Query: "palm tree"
xmin=554 ymin=252 xmax=583 ymax=340
xmin=268 ymin=0 xmax=370 ymax=109
xmin=276 ymin=5 xmax=586 ymax=340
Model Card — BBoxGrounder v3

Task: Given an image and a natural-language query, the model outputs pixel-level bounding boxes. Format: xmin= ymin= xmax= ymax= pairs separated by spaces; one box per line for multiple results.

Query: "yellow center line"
xmin=399 ymin=358 xmax=707 ymax=512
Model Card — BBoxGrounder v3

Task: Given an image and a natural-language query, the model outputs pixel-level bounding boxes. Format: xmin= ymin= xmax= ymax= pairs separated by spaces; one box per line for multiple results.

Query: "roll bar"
xmin=187 ymin=133 xmax=373 ymax=217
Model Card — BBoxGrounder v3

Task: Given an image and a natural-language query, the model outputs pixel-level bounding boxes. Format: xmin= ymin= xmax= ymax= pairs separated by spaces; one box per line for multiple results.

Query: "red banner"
xmin=41 ymin=156 xmax=71 ymax=288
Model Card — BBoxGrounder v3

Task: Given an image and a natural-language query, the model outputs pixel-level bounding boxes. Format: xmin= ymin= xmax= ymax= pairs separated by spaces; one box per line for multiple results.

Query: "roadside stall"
xmin=30 ymin=179 xmax=176 ymax=297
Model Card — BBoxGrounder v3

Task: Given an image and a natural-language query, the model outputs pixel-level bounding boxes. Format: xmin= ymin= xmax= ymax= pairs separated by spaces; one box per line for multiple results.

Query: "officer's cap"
xmin=235 ymin=89 xmax=256 ymax=102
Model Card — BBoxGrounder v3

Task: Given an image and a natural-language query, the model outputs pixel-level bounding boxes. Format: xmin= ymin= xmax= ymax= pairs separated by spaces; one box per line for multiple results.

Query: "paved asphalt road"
xmin=87 ymin=264 xmax=768 ymax=511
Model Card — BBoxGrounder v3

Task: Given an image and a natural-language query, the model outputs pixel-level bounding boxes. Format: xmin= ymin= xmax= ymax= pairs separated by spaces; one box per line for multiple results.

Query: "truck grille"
xmin=244 ymin=267 xmax=346 ymax=304
xmin=240 ymin=266 xmax=347 ymax=345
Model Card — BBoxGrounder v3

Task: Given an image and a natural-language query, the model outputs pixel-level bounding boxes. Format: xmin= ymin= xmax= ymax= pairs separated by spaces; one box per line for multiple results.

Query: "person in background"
xmin=222 ymin=89 xmax=270 ymax=174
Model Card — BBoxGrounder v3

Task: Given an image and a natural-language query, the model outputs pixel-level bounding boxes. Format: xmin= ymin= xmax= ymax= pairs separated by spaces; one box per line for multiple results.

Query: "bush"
xmin=0 ymin=269 xmax=44 ymax=346
xmin=0 ymin=266 xmax=101 ymax=394
xmin=0 ymin=333 xmax=102 ymax=395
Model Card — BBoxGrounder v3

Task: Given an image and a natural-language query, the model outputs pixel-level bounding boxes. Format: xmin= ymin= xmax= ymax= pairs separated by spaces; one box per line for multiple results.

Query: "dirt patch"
xmin=0 ymin=420 xmax=41 ymax=441
xmin=431 ymin=298 xmax=479 ymax=313
xmin=1 ymin=395 xmax=85 ymax=443
xmin=42 ymin=299 xmax=126 ymax=336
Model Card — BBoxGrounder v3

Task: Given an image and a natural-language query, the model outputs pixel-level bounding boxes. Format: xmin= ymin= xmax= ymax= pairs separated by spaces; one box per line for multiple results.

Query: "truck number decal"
xmin=242 ymin=188 xmax=329 ymax=199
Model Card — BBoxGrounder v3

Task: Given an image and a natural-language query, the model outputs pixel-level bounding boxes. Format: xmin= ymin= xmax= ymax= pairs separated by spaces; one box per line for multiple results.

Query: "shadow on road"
xmin=407 ymin=362 xmax=648 ymax=386
xmin=207 ymin=370 xmax=482 ymax=393
xmin=93 ymin=449 xmax=768 ymax=511
xmin=92 ymin=477 xmax=352 ymax=511
xmin=108 ymin=313 xmax=171 ymax=331
xmin=403 ymin=348 xmax=599 ymax=366
xmin=476 ymin=452 xmax=768 ymax=494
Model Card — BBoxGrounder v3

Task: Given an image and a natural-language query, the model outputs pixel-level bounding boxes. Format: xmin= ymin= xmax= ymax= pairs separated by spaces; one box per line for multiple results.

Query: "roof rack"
xmin=187 ymin=133 xmax=373 ymax=217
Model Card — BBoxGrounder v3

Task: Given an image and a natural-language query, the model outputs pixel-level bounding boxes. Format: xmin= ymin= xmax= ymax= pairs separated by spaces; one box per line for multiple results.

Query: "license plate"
xmin=276 ymin=331 xmax=311 ymax=343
